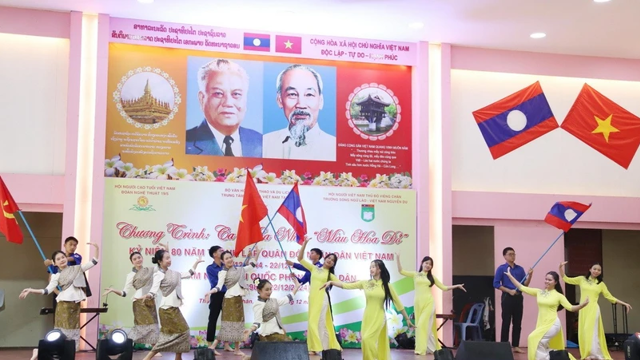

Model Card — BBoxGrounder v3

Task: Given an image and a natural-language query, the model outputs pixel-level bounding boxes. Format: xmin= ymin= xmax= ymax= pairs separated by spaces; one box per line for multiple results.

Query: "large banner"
xmin=99 ymin=178 xmax=417 ymax=348
xmin=105 ymin=19 xmax=414 ymax=189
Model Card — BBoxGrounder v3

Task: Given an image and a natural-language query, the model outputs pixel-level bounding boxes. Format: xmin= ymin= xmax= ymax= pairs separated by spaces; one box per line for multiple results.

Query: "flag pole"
xmin=242 ymin=213 xmax=294 ymax=275
xmin=520 ymin=231 xmax=564 ymax=284
xmin=17 ymin=210 xmax=57 ymax=274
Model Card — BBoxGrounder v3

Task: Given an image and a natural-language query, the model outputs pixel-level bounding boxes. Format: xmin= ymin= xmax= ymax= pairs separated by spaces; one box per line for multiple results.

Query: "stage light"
xmin=97 ymin=329 xmax=133 ymax=360
xmin=37 ymin=330 xmax=75 ymax=360
xmin=530 ymin=32 xmax=546 ymax=39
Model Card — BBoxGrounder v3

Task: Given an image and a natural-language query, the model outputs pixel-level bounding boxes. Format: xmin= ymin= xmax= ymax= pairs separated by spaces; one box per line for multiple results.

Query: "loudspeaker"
xmin=435 ymin=348 xmax=454 ymax=360
xmin=194 ymin=348 xmax=215 ymax=360
xmin=455 ymin=341 xmax=514 ymax=360
xmin=624 ymin=333 xmax=640 ymax=360
xmin=250 ymin=341 xmax=309 ymax=360
xmin=321 ymin=349 xmax=342 ymax=360
xmin=549 ymin=350 xmax=570 ymax=360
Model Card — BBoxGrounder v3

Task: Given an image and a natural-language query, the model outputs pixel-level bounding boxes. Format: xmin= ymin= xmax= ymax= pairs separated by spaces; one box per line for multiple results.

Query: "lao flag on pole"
xmin=277 ymin=183 xmax=307 ymax=244
xmin=472 ymin=81 xmax=559 ymax=159
xmin=544 ymin=201 xmax=592 ymax=232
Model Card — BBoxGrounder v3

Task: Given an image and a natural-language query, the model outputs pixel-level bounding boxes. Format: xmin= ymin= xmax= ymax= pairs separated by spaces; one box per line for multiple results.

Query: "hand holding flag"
xmin=233 ymin=172 xmax=268 ymax=257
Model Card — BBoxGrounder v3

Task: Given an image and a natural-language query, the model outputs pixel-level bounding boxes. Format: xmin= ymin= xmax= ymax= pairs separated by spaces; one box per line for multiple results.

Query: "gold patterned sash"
xmin=132 ymin=266 xmax=154 ymax=290
xmin=58 ymin=266 xmax=83 ymax=291
xmin=159 ymin=270 xmax=180 ymax=297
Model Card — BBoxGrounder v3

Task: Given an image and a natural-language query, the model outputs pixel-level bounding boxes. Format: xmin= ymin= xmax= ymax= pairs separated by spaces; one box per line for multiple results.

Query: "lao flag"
xmin=243 ymin=33 xmax=270 ymax=52
xmin=277 ymin=183 xmax=307 ymax=244
xmin=472 ymin=81 xmax=559 ymax=159
xmin=544 ymin=201 xmax=591 ymax=232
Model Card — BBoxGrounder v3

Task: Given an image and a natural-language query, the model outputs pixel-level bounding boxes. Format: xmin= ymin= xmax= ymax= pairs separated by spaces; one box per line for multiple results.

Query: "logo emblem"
xmin=361 ymin=204 xmax=375 ymax=222
xmin=130 ymin=196 xmax=155 ymax=212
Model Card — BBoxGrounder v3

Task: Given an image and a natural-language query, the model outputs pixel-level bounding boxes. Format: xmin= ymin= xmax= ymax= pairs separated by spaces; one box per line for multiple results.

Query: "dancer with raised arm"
xmin=204 ymin=249 xmax=260 ymax=357
xmin=560 ymin=261 xmax=632 ymax=360
xmin=205 ymin=246 xmax=234 ymax=353
xmin=102 ymin=244 xmax=167 ymax=348
xmin=141 ymin=249 xmax=204 ymax=360
xmin=322 ymin=260 xmax=413 ymax=360
xmin=297 ymin=237 xmax=342 ymax=356
xmin=20 ymin=242 xmax=100 ymax=359
xmin=505 ymin=268 xmax=589 ymax=360
xmin=397 ymin=254 xmax=465 ymax=355
xmin=245 ymin=276 xmax=301 ymax=342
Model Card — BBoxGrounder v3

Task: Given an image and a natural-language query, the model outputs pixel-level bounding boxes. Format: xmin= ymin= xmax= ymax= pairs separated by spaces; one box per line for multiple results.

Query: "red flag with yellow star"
xmin=0 ymin=176 xmax=23 ymax=244
xmin=234 ymin=172 xmax=268 ymax=256
xmin=561 ymin=83 xmax=640 ymax=169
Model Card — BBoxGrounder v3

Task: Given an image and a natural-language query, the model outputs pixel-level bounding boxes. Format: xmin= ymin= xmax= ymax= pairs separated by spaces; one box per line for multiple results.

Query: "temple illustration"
xmin=355 ymin=93 xmax=394 ymax=133
xmin=121 ymin=79 xmax=173 ymax=124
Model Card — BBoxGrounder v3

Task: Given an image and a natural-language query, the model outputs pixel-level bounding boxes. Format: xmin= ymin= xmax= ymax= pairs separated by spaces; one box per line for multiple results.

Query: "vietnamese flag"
xmin=561 ymin=84 xmax=640 ymax=169
xmin=233 ymin=172 xmax=268 ymax=256
xmin=0 ymin=176 xmax=23 ymax=244
xmin=275 ymin=35 xmax=302 ymax=54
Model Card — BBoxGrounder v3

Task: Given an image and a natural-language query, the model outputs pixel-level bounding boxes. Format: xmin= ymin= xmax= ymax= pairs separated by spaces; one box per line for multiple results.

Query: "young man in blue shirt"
xmin=493 ymin=246 xmax=533 ymax=354
xmin=286 ymin=247 xmax=323 ymax=285
xmin=205 ymin=245 xmax=233 ymax=354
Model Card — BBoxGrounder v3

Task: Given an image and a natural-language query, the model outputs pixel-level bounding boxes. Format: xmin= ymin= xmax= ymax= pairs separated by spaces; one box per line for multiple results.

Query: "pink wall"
xmin=0 ymin=6 xmax=70 ymax=39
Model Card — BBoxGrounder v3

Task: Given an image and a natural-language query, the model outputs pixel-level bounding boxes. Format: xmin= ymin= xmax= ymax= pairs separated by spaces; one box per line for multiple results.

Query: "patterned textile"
xmin=132 ymin=266 xmax=154 ymax=290
xmin=153 ymin=307 xmax=190 ymax=353
xmin=54 ymin=301 xmax=80 ymax=340
xmin=129 ymin=298 xmax=159 ymax=345
xmin=217 ymin=296 xmax=245 ymax=342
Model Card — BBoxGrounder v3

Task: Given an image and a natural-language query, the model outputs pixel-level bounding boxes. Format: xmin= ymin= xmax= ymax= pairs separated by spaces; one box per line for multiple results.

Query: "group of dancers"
xmin=17 ymin=237 xmax=633 ymax=360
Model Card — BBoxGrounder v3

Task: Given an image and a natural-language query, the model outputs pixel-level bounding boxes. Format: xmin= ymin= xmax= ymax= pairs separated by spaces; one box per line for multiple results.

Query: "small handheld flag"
xmin=544 ymin=201 xmax=591 ymax=232
xmin=277 ymin=183 xmax=307 ymax=244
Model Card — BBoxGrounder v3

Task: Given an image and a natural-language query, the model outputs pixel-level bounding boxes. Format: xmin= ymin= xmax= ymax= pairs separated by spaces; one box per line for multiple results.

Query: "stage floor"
xmin=0 ymin=348 xmax=626 ymax=360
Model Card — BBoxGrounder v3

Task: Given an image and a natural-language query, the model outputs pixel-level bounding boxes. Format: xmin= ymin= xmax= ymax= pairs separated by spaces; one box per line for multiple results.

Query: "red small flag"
xmin=0 ymin=176 xmax=23 ymax=244
xmin=561 ymin=83 xmax=640 ymax=169
xmin=275 ymin=35 xmax=302 ymax=54
xmin=234 ymin=172 xmax=268 ymax=257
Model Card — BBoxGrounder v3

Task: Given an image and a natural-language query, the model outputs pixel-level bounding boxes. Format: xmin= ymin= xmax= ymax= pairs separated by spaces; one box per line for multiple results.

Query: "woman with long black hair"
xmin=505 ymin=268 xmax=588 ymax=360
xmin=559 ymin=261 xmax=632 ymax=360
xmin=297 ymin=237 xmax=342 ymax=356
xmin=321 ymin=259 xmax=414 ymax=360
xmin=397 ymin=254 xmax=465 ymax=355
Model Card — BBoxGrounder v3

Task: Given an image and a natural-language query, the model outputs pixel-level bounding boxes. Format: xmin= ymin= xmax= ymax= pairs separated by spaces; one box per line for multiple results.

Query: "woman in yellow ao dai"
xmin=397 ymin=255 xmax=466 ymax=355
xmin=560 ymin=262 xmax=632 ymax=360
xmin=323 ymin=260 xmax=414 ymax=360
xmin=505 ymin=267 xmax=589 ymax=360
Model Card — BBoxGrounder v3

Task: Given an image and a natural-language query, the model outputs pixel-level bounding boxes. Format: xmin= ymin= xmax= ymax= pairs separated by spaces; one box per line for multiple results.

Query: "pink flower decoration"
xmin=304 ymin=172 xmax=313 ymax=179
xmin=216 ymin=168 xmax=226 ymax=175
xmin=360 ymin=174 xmax=368 ymax=181
xmin=302 ymin=179 xmax=313 ymax=185
xmin=215 ymin=176 xmax=226 ymax=182
xmin=359 ymin=182 xmax=369 ymax=187
xmin=340 ymin=328 xmax=349 ymax=338
xmin=189 ymin=337 xmax=198 ymax=347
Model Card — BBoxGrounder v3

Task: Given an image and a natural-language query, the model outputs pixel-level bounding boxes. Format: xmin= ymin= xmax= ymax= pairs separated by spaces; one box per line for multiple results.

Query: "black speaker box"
xmin=435 ymin=348 xmax=455 ymax=360
xmin=455 ymin=341 xmax=514 ymax=360
xmin=250 ymin=341 xmax=309 ymax=360
xmin=549 ymin=350 xmax=570 ymax=360
xmin=194 ymin=347 xmax=216 ymax=360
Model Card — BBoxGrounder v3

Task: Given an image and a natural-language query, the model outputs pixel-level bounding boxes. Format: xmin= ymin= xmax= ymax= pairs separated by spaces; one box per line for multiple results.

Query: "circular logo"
xmin=345 ymin=83 xmax=400 ymax=141
xmin=113 ymin=67 xmax=181 ymax=130
xmin=137 ymin=196 xmax=149 ymax=208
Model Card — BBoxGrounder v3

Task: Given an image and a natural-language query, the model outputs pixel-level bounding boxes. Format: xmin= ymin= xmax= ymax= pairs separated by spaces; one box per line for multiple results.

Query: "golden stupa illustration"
xmin=121 ymin=79 xmax=173 ymax=124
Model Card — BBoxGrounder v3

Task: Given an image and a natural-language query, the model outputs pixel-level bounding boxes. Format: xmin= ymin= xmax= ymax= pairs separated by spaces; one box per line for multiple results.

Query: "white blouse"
xmin=214 ymin=264 xmax=256 ymax=298
xmin=148 ymin=268 xmax=194 ymax=309
xmin=42 ymin=258 xmax=98 ymax=303
xmin=253 ymin=294 xmax=294 ymax=336
xmin=120 ymin=268 xmax=156 ymax=301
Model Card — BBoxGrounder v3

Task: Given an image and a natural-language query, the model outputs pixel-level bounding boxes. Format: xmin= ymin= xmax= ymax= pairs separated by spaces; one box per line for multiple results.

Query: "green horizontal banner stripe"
xmin=281 ymin=277 xmax=414 ymax=324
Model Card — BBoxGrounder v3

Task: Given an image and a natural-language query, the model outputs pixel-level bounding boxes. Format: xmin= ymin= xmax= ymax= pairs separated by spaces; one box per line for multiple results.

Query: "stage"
xmin=0 ymin=348 xmax=627 ymax=360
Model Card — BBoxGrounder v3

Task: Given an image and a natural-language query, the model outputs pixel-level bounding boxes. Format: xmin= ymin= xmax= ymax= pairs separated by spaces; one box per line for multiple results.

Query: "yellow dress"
xmin=520 ymin=286 xmax=576 ymax=360
xmin=300 ymin=259 xmax=342 ymax=352
xmin=342 ymin=279 xmax=405 ymax=360
xmin=400 ymin=270 xmax=447 ymax=355
xmin=563 ymin=276 xmax=618 ymax=360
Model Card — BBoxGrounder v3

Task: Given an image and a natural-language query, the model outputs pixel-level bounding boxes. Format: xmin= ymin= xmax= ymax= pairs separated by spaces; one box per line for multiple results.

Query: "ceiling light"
xmin=408 ymin=22 xmax=424 ymax=29
xmin=593 ymin=0 xmax=611 ymax=2
xmin=530 ymin=32 xmax=546 ymax=39
xmin=138 ymin=0 xmax=154 ymax=3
